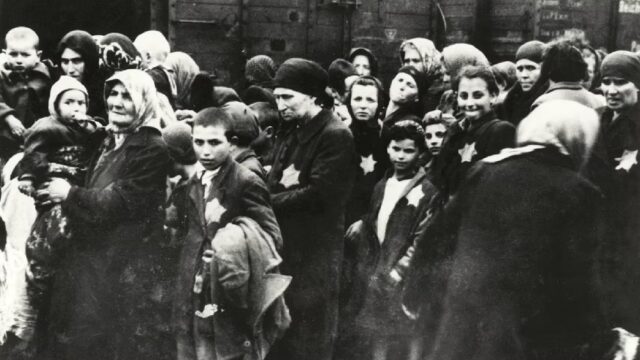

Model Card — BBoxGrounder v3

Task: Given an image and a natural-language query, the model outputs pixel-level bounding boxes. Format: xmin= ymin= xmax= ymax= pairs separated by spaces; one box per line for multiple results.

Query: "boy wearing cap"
xmin=173 ymin=107 xmax=284 ymax=360
xmin=266 ymin=58 xmax=357 ymax=360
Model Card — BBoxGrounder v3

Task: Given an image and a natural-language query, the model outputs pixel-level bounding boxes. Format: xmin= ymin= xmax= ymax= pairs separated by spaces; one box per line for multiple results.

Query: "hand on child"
xmin=175 ymin=109 xmax=197 ymax=123
xmin=35 ymin=178 xmax=72 ymax=206
xmin=5 ymin=115 xmax=26 ymax=138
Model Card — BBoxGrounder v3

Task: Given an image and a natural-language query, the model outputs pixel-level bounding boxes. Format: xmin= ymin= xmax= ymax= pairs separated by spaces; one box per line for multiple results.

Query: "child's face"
xmin=425 ymin=123 xmax=446 ymax=156
xmin=457 ymin=77 xmax=496 ymax=121
xmin=60 ymin=48 xmax=86 ymax=83
xmin=387 ymin=138 xmax=419 ymax=173
xmin=192 ymin=125 xmax=231 ymax=171
xmin=58 ymin=89 xmax=87 ymax=121
xmin=350 ymin=84 xmax=378 ymax=122
xmin=107 ymin=83 xmax=136 ymax=129
xmin=4 ymin=39 xmax=40 ymax=73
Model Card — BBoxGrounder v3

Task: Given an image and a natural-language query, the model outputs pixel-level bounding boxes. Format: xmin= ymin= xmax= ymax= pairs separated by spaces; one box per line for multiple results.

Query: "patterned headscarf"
xmin=104 ymin=69 xmax=160 ymax=133
xmin=98 ymin=33 xmax=142 ymax=76
xmin=399 ymin=37 xmax=445 ymax=79
xmin=165 ymin=51 xmax=200 ymax=109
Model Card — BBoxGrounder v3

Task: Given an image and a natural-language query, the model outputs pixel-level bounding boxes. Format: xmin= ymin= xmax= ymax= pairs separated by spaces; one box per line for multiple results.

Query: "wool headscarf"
xmin=399 ymin=37 xmax=445 ymax=78
xmin=99 ymin=33 xmax=142 ymax=76
xmin=601 ymin=50 xmax=640 ymax=90
xmin=165 ymin=51 xmax=200 ymax=109
xmin=442 ymin=43 xmax=490 ymax=83
xmin=274 ymin=58 xmax=328 ymax=98
xmin=57 ymin=30 xmax=100 ymax=85
xmin=515 ymin=41 xmax=546 ymax=63
xmin=348 ymin=47 xmax=379 ymax=77
xmin=104 ymin=69 xmax=160 ymax=133
xmin=244 ymin=55 xmax=276 ymax=87
xmin=517 ymin=99 xmax=599 ymax=169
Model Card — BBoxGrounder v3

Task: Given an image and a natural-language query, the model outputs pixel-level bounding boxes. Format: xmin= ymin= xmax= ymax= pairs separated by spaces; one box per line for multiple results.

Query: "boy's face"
xmin=4 ymin=39 xmax=40 ymax=73
xmin=387 ymin=138 xmax=419 ymax=173
xmin=425 ymin=123 xmax=446 ymax=156
xmin=192 ymin=125 xmax=231 ymax=171
xmin=58 ymin=89 xmax=87 ymax=121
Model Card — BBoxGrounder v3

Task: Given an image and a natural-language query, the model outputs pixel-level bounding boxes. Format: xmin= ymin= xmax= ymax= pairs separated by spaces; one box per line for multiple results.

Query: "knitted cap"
xmin=601 ymin=50 xmax=640 ymax=89
xmin=515 ymin=41 xmax=546 ymax=63
xmin=221 ymin=101 xmax=260 ymax=144
xmin=48 ymin=75 xmax=89 ymax=118
xmin=162 ymin=122 xmax=197 ymax=165
xmin=274 ymin=58 xmax=328 ymax=98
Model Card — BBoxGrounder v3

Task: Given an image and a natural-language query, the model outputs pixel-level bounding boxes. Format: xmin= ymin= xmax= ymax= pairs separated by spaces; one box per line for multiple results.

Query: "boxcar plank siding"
xmin=175 ymin=2 xmax=238 ymax=21
xmin=245 ymin=22 xmax=307 ymax=39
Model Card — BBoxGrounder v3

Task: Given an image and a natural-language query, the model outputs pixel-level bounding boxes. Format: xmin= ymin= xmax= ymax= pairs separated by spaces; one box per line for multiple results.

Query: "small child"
xmin=350 ymin=120 xmax=438 ymax=360
xmin=0 ymin=27 xmax=52 ymax=161
xmin=15 ymin=75 xmax=100 ymax=339
xmin=174 ymin=107 xmax=286 ymax=359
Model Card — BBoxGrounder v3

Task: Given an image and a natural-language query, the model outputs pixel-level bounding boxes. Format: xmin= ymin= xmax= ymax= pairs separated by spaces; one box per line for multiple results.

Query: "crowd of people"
xmin=0 ymin=23 xmax=637 ymax=360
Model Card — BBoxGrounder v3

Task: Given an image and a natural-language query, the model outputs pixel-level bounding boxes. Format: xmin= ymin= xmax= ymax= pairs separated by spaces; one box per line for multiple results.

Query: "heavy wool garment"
xmin=266 ymin=109 xmax=356 ymax=360
xmin=423 ymin=148 xmax=605 ymax=360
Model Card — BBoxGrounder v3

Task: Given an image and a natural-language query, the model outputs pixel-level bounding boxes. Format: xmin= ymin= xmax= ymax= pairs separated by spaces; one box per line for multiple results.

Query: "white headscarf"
xmin=104 ymin=69 xmax=161 ymax=133
xmin=517 ymin=99 xmax=600 ymax=169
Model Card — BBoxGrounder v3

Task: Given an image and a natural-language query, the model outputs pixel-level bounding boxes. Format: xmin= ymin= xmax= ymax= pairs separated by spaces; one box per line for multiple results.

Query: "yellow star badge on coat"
xmin=458 ymin=142 xmax=477 ymax=163
xmin=205 ymin=197 xmax=227 ymax=224
xmin=360 ymin=154 xmax=377 ymax=175
xmin=406 ymin=186 xmax=424 ymax=208
xmin=280 ymin=164 xmax=300 ymax=189
xmin=615 ymin=149 xmax=638 ymax=173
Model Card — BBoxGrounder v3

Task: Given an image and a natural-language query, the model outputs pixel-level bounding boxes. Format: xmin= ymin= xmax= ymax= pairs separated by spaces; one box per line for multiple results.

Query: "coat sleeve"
xmin=62 ymin=140 xmax=170 ymax=226
xmin=482 ymin=121 xmax=516 ymax=157
xmin=271 ymin=127 xmax=355 ymax=212
xmin=0 ymin=79 xmax=16 ymax=121
xmin=241 ymin=176 xmax=283 ymax=250
xmin=18 ymin=124 xmax=55 ymax=181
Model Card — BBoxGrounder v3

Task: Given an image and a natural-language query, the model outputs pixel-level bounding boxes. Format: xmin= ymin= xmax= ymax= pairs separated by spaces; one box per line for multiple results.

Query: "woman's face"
xmin=403 ymin=47 xmax=425 ymax=73
xmin=107 ymin=83 xmax=136 ymax=128
xmin=389 ymin=72 xmax=419 ymax=104
xmin=350 ymin=84 xmax=379 ymax=122
xmin=60 ymin=48 xmax=86 ymax=83
xmin=457 ymin=76 xmax=496 ymax=121
xmin=352 ymin=55 xmax=371 ymax=76
xmin=602 ymin=76 xmax=639 ymax=111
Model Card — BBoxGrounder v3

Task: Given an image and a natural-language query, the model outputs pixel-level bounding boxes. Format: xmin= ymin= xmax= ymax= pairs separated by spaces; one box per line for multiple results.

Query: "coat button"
xmin=243 ymin=340 xmax=251 ymax=348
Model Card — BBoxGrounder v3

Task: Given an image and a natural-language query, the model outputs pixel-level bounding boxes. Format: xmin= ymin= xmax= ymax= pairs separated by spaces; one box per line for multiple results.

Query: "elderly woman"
xmin=405 ymin=100 xmax=604 ymax=360
xmin=35 ymin=69 xmax=171 ymax=360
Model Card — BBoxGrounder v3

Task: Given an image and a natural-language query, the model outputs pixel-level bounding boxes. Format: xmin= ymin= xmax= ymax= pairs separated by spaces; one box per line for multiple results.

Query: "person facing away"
xmin=134 ymin=30 xmax=177 ymax=108
xmin=0 ymin=27 xmax=52 ymax=162
xmin=266 ymin=58 xmax=357 ymax=360
xmin=173 ymin=106 xmax=285 ymax=360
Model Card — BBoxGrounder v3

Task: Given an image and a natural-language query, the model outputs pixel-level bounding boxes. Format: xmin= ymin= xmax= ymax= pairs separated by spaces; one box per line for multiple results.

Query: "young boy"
xmin=0 ymin=27 xmax=52 ymax=161
xmin=248 ymin=101 xmax=278 ymax=171
xmin=220 ymin=101 xmax=266 ymax=180
xmin=174 ymin=107 xmax=286 ymax=360
xmin=349 ymin=120 xmax=438 ymax=360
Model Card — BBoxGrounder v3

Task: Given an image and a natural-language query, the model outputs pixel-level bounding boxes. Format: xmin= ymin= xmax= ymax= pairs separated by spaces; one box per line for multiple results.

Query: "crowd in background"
xmin=0 ymin=23 xmax=637 ymax=360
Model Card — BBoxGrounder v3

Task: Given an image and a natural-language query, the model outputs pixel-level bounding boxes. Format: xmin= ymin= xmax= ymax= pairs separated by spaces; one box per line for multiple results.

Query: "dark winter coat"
xmin=412 ymin=147 xmax=605 ymax=360
xmin=39 ymin=126 xmax=171 ymax=359
xmin=353 ymin=167 xmax=438 ymax=337
xmin=501 ymin=81 xmax=549 ymax=126
xmin=266 ymin=109 xmax=356 ymax=360
xmin=235 ymin=147 xmax=267 ymax=181
xmin=0 ymin=62 xmax=51 ymax=158
xmin=587 ymin=104 xmax=640 ymax=333
xmin=435 ymin=111 xmax=515 ymax=195
xmin=173 ymin=156 xmax=282 ymax=339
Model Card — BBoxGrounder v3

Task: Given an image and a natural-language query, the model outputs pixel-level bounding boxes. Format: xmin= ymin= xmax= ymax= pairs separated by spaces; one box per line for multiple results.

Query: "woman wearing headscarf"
xmin=398 ymin=37 xmax=446 ymax=112
xmin=57 ymin=30 xmax=107 ymax=120
xmin=588 ymin=51 xmax=640 ymax=335
xmin=405 ymin=100 xmax=605 ymax=360
xmin=35 ymin=69 xmax=171 ymax=360
xmin=165 ymin=51 xmax=200 ymax=110
xmin=383 ymin=66 xmax=427 ymax=129
xmin=98 ymin=33 xmax=142 ymax=78
xmin=348 ymin=47 xmax=378 ymax=77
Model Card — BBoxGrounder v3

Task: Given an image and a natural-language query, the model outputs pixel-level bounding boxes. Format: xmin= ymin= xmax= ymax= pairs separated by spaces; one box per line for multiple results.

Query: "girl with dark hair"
xmin=435 ymin=65 xmax=515 ymax=196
